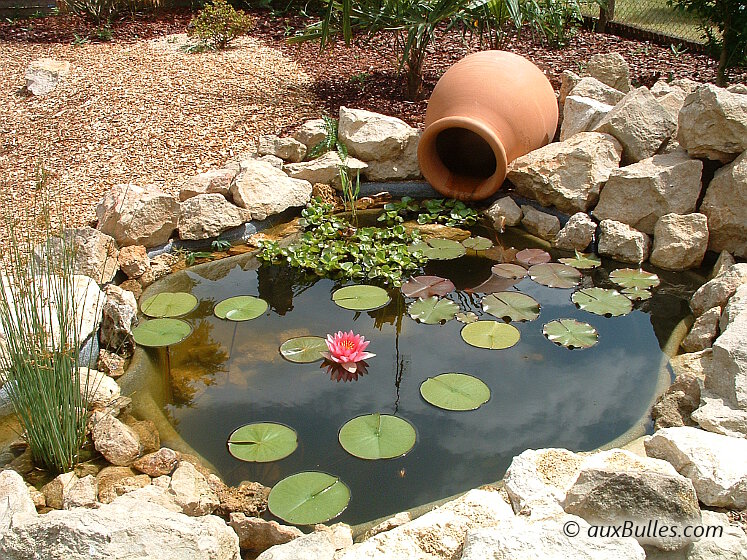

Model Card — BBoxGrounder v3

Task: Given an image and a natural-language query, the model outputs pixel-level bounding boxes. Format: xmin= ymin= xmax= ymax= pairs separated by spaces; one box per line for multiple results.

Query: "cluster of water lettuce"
xmin=377 ymin=196 xmax=479 ymax=227
xmin=256 ymin=200 xmax=429 ymax=286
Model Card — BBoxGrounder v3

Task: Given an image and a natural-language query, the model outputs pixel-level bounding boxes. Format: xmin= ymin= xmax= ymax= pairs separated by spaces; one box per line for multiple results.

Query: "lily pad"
xmin=332 ymin=285 xmax=390 ymax=311
xmin=456 ymin=311 xmax=479 ymax=324
xmin=338 ymin=413 xmax=416 ymax=460
xmin=528 ymin=263 xmax=581 ymax=289
xmin=572 ymin=287 xmax=633 ymax=317
xmin=483 ymin=292 xmax=540 ymax=322
xmin=460 ymin=321 xmax=520 ymax=350
xmin=214 ymin=296 xmax=268 ymax=321
xmin=280 ymin=336 xmax=328 ymax=363
xmin=268 ymin=472 xmax=350 ymax=525
xmin=558 ymin=251 xmax=602 ymax=270
xmin=622 ymin=287 xmax=653 ymax=301
xmin=466 ymin=274 xmax=519 ymax=294
xmin=515 ymin=248 xmax=551 ymax=266
xmin=227 ymin=422 xmax=298 ymax=463
xmin=461 ymin=236 xmax=493 ymax=251
xmin=132 ymin=318 xmax=192 ymax=347
xmin=543 ymin=319 xmax=599 ymax=349
xmin=483 ymin=245 xmax=518 ymax=263
xmin=141 ymin=292 xmax=198 ymax=318
xmin=408 ymin=297 xmax=458 ymax=324
xmin=401 ymin=275 xmax=455 ymax=299
xmin=609 ymin=268 xmax=661 ymax=289
xmin=490 ymin=263 xmax=528 ymax=280
xmin=420 ymin=373 xmax=490 ymax=411
xmin=409 ymin=238 xmax=466 ymax=260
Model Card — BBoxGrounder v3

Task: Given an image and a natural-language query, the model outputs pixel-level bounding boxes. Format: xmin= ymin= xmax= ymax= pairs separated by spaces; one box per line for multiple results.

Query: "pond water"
xmin=138 ymin=229 xmax=695 ymax=525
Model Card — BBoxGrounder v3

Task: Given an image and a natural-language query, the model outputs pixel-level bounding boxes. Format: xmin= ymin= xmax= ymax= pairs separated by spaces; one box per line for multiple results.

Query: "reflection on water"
xmin=142 ymin=247 xmax=699 ymax=525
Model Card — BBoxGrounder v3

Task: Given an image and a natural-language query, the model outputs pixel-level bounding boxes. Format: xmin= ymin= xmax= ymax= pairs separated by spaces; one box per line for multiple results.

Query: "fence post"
xmin=597 ymin=0 xmax=615 ymax=32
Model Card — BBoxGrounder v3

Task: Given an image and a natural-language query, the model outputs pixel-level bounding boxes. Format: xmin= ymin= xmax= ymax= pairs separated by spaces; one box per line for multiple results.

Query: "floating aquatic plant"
xmin=528 ymin=263 xmax=581 ymax=289
xmin=407 ymin=296 xmax=459 ymax=324
xmin=572 ymin=287 xmax=633 ymax=317
xmin=515 ymin=248 xmax=551 ymax=266
xmin=483 ymin=292 xmax=540 ymax=322
xmin=558 ymin=250 xmax=601 ymax=269
xmin=322 ymin=330 xmax=375 ymax=373
xmin=338 ymin=413 xmax=416 ymax=459
xmin=420 ymin=373 xmax=491 ymax=411
xmin=227 ymin=422 xmax=298 ymax=463
xmin=400 ymin=275 xmax=455 ymax=299
xmin=460 ymin=320 xmax=520 ymax=350
xmin=268 ymin=471 xmax=350 ymax=525
xmin=280 ymin=336 xmax=328 ymax=363
xmin=609 ymin=268 xmax=660 ymax=289
xmin=542 ymin=319 xmax=599 ymax=349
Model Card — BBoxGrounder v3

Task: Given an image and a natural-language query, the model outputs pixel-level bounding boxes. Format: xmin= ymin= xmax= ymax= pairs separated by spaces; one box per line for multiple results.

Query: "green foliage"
xmin=307 ymin=115 xmax=348 ymax=160
xmin=377 ymin=196 xmax=479 ymax=228
xmin=188 ymin=0 xmax=256 ymax=50
xmin=257 ymin=199 xmax=427 ymax=286
xmin=211 ymin=239 xmax=232 ymax=251
xmin=338 ymin=164 xmax=361 ymax=222
xmin=59 ymin=0 xmax=124 ymax=24
xmin=522 ymin=0 xmax=584 ymax=47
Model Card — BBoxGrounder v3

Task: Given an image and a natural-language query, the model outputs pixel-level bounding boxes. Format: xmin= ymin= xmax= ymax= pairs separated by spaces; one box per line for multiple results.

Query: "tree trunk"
xmin=405 ymin=49 xmax=425 ymax=101
xmin=597 ymin=0 xmax=615 ymax=32
xmin=716 ymin=10 xmax=732 ymax=87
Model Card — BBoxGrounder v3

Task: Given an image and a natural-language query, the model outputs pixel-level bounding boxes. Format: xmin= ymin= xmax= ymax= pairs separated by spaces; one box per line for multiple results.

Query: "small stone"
xmin=97 ymin=349 xmax=126 ymax=379
xmin=690 ymin=263 xmax=747 ymax=317
xmin=485 ymin=196 xmax=522 ymax=228
xmin=650 ymin=213 xmax=709 ymax=270
xmin=96 ymin=466 xmax=150 ymax=504
xmin=314 ymin=523 xmax=353 ymax=551
xmin=27 ymin=484 xmax=45 ymax=510
xmin=652 ymin=373 xmax=701 ymax=431
xmin=79 ymin=367 xmax=121 ymax=409
xmin=25 ymin=58 xmax=70 ymax=95
xmin=117 ymin=245 xmax=150 ymax=279
xmin=91 ymin=411 xmax=142 ymax=466
xmin=361 ymin=511 xmax=412 ymax=539
xmin=118 ymin=279 xmax=142 ymax=300
xmin=553 ymin=212 xmax=597 ymax=251
xmin=692 ymin=393 xmax=747 ymax=439
xmin=258 ymin=135 xmax=307 ymax=163
xmin=208 ymin=475 xmax=269 ymax=517
xmin=669 ymin=349 xmax=711 ymax=382
xmin=138 ymin=259 xmax=171 ymax=288
xmin=681 ymin=306 xmax=721 ymax=352
xmin=228 ymin=512 xmax=303 ymax=553
xmin=597 ymin=219 xmax=651 ymax=264
xmin=132 ymin=448 xmax=179 ymax=477
xmin=63 ymin=475 xmax=98 ymax=509
xmin=99 ymin=284 xmax=138 ymax=356
xmin=178 ymin=166 xmax=239 ymax=201
xmin=0 ymin=470 xmax=38 ymax=530
xmin=570 ymin=76 xmax=626 ymax=106
xmin=521 ymin=206 xmax=561 ymax=240
xmin=42 ymin=472 xmax=78 ymax=510
xmin=587 ymin=52 xmax=631 ymax=93
xmin=558 ymin=70 xmax=581 ymax=107
xmin=169 ymin=461 xmax=219 ymax=516
xmin=710 ymin=250 xmax=736 ymax=280
xmin=292 ymin=118 xmax=328 ymax=148
xmin=257 ymin=531 xmax=335 ymax=560
xmin=121 ymin=416 xmax=159 ymax=455
xmin=283 ymin=151 xmax=367 ymax=189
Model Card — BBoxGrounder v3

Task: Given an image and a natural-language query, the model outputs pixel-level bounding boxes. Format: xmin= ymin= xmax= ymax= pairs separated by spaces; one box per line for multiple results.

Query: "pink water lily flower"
xmin=322 ymin=330 xmax=376 ymax=372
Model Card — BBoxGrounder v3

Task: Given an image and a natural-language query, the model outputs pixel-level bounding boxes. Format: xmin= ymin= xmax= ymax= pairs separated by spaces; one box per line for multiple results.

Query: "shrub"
xmin=188 ymin=0 xmax=256 ymax=50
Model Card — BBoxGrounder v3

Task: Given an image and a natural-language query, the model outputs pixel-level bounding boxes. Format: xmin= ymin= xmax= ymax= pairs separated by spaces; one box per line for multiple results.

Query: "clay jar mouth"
xmin=418 ymin=116 xmax=508 ymax=201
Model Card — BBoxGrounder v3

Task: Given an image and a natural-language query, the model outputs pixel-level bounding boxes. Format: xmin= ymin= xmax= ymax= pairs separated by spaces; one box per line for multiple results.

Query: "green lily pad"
xmin=268 ymin=472 xmax=350 ymax=525
xmin=461 ymin=236 xmax=493 ymax=251
xmin=491 ymin=263 xmax=528 ymax=280
xmin=609 ymin=268 xmax=661 ymax=289
xmin=408 ymin=296 xmax=458 ymax=324
xmin=460 ymin=321 xmax=520 ymax=350
xmin=420 ymin=373 xmax=491 ymax=411
xmin=483 ymin=292 xmax=540 ymax=322
xmin=409 ymin=238 xmax=466 ymax=260
xmin=543 ymin=319 xmax=599 ymax=349
xmin=572 ymin=287 xmax=633 ymax=317
xmin=141 ymin=292 xmax=198 ymax=318
xmin=132 ymin=318 xmax=192 ymax=347
xmin=515 ymin=248 xmax=551 ymax=266
xmin=558 ymin=250 xmax=602 ymax=269
xmin=332 ymin=285 xmax=390 ymax=311
xmin=227 ymin=422 xmax=298 ymax=462
xmin=401 ymin=275 xmax=455 ymax=299
xmin=214 ymin=295 xmax=268 ymax=321
xmin=622 ymin=287 xmax=653 ymax=301
xmin=338 ymin=413 xmax=416 ymax=460
xmin=528 ymin=263 xmax=581 ymax=289
xmin=456 ymin=311 xmax=478 ymax=324
xmin=280 ymin=336 xmax=328 ymax=363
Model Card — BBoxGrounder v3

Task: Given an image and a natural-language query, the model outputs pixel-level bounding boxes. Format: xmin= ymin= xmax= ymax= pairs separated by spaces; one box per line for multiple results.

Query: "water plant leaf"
xmin=420 ymin=373 xmax=490 ymax=411
xmin=483 ymin=245 xmax=518 ymax=263
xmin=466 ymin=274 xmax=519 ymax=294
xmin=622 ymin=287 xmax=652 ymax=301
xmin=528 ymin=263 xmax=581 ymax=289
xmin=338 ymin=413 xmax=416 ymax=460
xmin=490 ymin=263 xmax=527 ymax=280
xmin=572 ymin=287 xmax=633 ymax=317
xmin=280 ymin=336 xmax=328 ymax=363
xmin=132 ymin=318 xmax=192 ymax=347
xmin=401 ymin=275 xmax=455 ymax=299
xmin=332 ymin=285 xmax=390 ymax=311
xmin=408 ymin=296 xmax=458 ymax=324
xmin=515 ymin=248 xmax=551 ymax=266
xmin=483 ymin=292 xmax=540 ymax=322
xmin=461 ymin=236 xmax=493 ymax=251
xmin=227 ymin=422 xmax=298 ymax=463
xmin=558 ymin=251 xmax=602 ymax=269
xmin=456 ymin=311 xmax=478 ymax=324
xmin=268 ymin=472 xmax=350 ymax=525
xmin=408 ymin=238 xmax=466 ymax=260
xmin=609 ymin=268 xmax=661 ymax=289
xmin=460 ymin=321 xmax=520 ymax=350
xmin=214 ymin=296 xmax=268 ymax=321
xmin=542 ymin=319 xmax=599 ymax=349
xmin=141 ymin=292 xmax=198 ymax=318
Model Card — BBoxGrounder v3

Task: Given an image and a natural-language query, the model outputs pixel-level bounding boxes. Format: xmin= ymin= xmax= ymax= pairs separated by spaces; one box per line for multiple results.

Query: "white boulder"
xmin=700 ymin=150 xmax=747 ymax=258
xmin=231 ymin=158 xmax=312 ymax=220
xmin=650 ymin=213 xmax=709 ymax=271
xmin=560 ymin=96 xmax=613 ymax=141
xmin=597 ymin=220 xmax=651 ymax=264
xmin=586 ymin=53 xmax=631 ymax=93
xmin=554 ymin=212 xmax=597 ymax=251
xmin=25 ymin=58 xmax=70 ymax=96
xmin=485 ymin=196 xmax=522 ymax=228
xmin=178 ymin=193 xmax=249 ymax=240
xmin=178 ymin=166 xmax=239 ymax=201
xmin=257 ymin=135 xmax=307 ymax=163
xmin=283 ymin=151 xmax=366 ymax=189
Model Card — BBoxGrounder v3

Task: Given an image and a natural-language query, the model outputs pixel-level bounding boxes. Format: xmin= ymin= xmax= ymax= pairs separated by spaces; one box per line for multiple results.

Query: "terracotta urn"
xmin=417 ymin=51 xmax=558 ymax=201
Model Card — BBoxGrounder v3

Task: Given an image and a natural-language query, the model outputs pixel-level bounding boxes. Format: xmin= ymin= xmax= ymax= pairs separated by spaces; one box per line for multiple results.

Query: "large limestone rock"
xmin=338 ymin=106 xmax=417 ymax=161
xmin=178 ymin=166 xmax=239 ymax=201
xmin=0 ymin=470 xmax=37 ymax=532
xmin=35 ymin=227 xmax=119 ymax=284
xmin=593 ymin=87 xmax=677 ymax=163
xmin=690 ymin=263 xmax=747 ymax=317
xmin=681 ymin=306 xmax=721 ymax=353
xmin=705 ymin=291 xmax=747 ymax=409
xmin=91 ymin=411 xmax=142 ymax=466
xmin=99 ymin=283 xmax=138 ymax=355
xmin=96 ymin=184 xmax=180 ymax=248
xmin=586 ymin=53 xmax=631 ymax=93
xmin=25 ymin=58 xmax=70 ymax=95
xmin=597 ymin=220 xmax=651 ymax=264
xmin=0 ymin=492 xmax=240 ymax=560
xmin=485 ymin=196 xmax=522 ymax=228
xmin=592 ymin=150 xmax=703 ymax=234
xmin=652 ymin=373 xmax=701 ymax=430
xmin=570 ymin=76 xmax=626 ymax=106
xmin=256 ymin=530 xmax=335 ymax=560
xmin=228 ymin=513 xmax=302 ymax=553
xmin=650 ymin=213 xmax=709 ymax=271
xmin=692 ymin=393 xmax=747 ymax=439
xmin=460 ymin=515 xmax=645 ymax=560
xmin=178 ymin=193 xmax=249 ymax=240
xmin=521 ymin=205 xmax=561 ymax=240
xmin=336 ymin=488 xmax=514 ymax=560
xmin=363 ymin=131 xmax=421 ymax=181
xmin=700 ymin=150 xmax=747 ymax=258
xmin=79 ymin=367 xmax=120 ymax=409
xmin=677 ymin=84 xmax=747 ymax=162
xmin=553 ymin=212 xmax=597 ymax=251
xmin=558 ymin=70 xmax=582 ymax=108
xmin=258 ymin=135 xmax=307 ymax=163
xmin=230 ymin=158 xmax=313 ymax=220
xmin=41 ymin=472 xmax=78 ymax=510
xmin=292 ymin=118 xmax=328 ymax=148
xmin=169 ymin=461 xmax=219 ymax=516
xmin=508 ymin=132 xmax=622 ymax=213
xmin=282 ymin=151 xmax=367 ymax=189
xmin=133 ymin=448 xmax=179 ymax=477
xmin=645 ymin=426 xmax=747 ymax=509
xmin=658 ymin=88 xmax=688 ymax=123
xmin=118 ymin=245 xmax=150 ymax=279
xmin=560 ymin=96 xmax=613 ymax=141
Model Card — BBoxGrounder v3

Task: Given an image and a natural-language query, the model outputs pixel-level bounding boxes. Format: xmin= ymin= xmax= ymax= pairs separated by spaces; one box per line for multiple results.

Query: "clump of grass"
xmin=0 ymin=166 xmax=90 ymax=474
